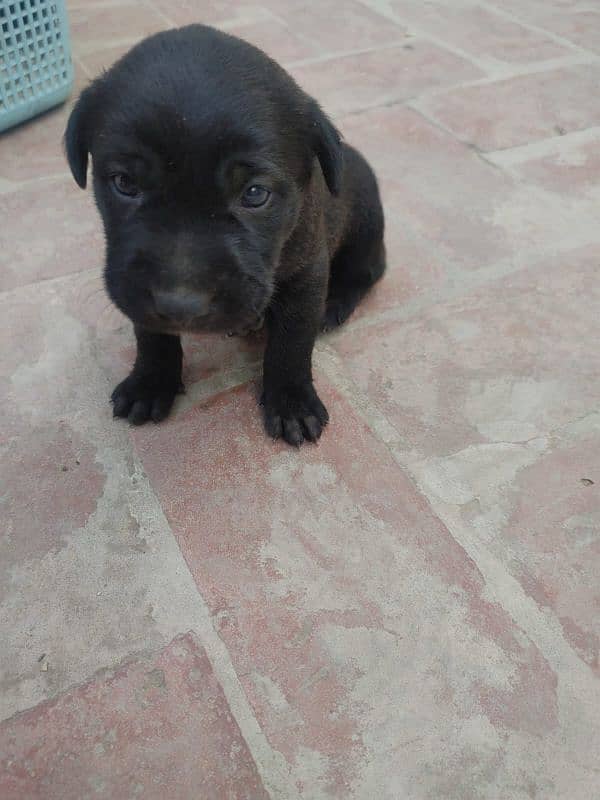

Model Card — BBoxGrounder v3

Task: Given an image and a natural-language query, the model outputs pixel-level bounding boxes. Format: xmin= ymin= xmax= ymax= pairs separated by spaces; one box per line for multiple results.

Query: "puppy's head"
xmin=65 ymin=25 xmax=342 ymax=333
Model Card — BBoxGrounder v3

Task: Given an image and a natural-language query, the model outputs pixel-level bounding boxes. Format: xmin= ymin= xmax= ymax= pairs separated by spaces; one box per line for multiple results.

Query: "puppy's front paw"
xmin=263 ymin=382 xmax=329 ymax=446
xmin=111 ymin=372 xmax=183 ymax=425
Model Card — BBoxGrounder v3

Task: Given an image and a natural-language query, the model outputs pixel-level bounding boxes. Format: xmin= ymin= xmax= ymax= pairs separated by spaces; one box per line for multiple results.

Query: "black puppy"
xmin=65 ymin=24 xmax=385 ymax=446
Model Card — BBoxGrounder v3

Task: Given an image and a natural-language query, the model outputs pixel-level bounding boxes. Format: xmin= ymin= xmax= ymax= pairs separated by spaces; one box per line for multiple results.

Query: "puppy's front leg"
xmin=111 ymin=326 xmax=183 ymax=425
xmin=262 ymin=268 xmax=328 ymax=446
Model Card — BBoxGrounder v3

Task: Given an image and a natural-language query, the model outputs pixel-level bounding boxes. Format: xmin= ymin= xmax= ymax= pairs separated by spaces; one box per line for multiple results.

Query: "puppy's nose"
xmin=152 ymin=289 xmax=212 ymax=324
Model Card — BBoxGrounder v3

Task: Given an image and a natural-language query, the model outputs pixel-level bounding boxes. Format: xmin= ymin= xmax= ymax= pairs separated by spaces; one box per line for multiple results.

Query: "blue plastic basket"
xmin=0 ymin=0 xmax=74 ymax=133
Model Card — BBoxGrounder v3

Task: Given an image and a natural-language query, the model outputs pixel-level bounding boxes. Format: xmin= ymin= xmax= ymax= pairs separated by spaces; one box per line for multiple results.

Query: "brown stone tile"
xmin=1 ymin=422 xmax=106 ymax=570
xmin=341 ymin=105 xmax=522 ymax=270
xmin=149 ymin=0 xmax=268 ymax=28
xmin=488 ymin=0 xmax=593 ymax=25
xmin=496 ymin=131 xmax=600 ymax=193
xmin=534 ymin=9 xmax=600 ymax=53
xmin=292 ymin=40 xmax=482 ymax=116
xmin=182 ymin=331 xmax=263 ymax=384
xmin=78 ymin=13 xmax=305 ymax=77
xmin=0 ymin=633 xmax=268 ymax=800
xmin=388 ymin=0 xmax=572 ymax=63
xmin=0 ymin=273 xmax=109 ymax=428
xmin=352 ymin=220 xmax=446 ymax=320
xmin=411 ymin=428 xmax=600 ymax=672
xmin=503 ymin=433 xmax=600 ymax=671
xmin=332 ymin=246 xmax=600 ymax=460
xmin=263 ymin=0 xmax=406 ymax=52
xmin=0 ymin=178 xmax=103 ymax=290
xmin=130 ymin=380 xmax=569 ymax=796
xmin=77 ymin=41 xmax=133 ymax=77
xmin=416 ymin=63 xmax=600 ymax=150
xmin=226 ymin=15 xmax=320 ymax=64
xmin=69 ymin=0 xmax=169 ymax=56
xmin=322 ymin=207 xmax=448 ymax=328
xmin=341 ymin=103 xmax=600 ymax=271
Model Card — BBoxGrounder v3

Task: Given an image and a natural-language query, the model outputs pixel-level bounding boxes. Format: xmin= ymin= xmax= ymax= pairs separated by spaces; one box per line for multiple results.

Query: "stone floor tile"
xmin=387 ymin=0 xmax=572 ymax=63
xmin=341 ymin=105 xmax=513 ymax=270
xmin=487 ymin=0 xmax=596 ymax=27
xmin=342 ymin=103 xmax=600 ymax=271
xmin=225 ymin=15 xmax=321 ymax=64
xmin=490 ymin=129 xmax=600 ymax=193
xmin=494 ymin=430 xmax=599 ymax=671
xmin=148 ymin=0 xmax=269 ymax=28
xmin=77 ymin=8 xmax=318 ymax=75
xmin=0 ymin=633 xmax=268 ymax=800
xmin=292 ymin=40 xmax=482 ymax=116
xmin=0 ymin=179 xmax=103 ymax=290
xmin=415 ymin=63 xmax=600 ymax=150
xmin=534 ymin=9 xmax=600 ymax=53
xmin=348 ymin=220 xmax=446 ymax=321
xmin=331 ymin=245 xmax=600 ymax=460
xmin=69 ymin=1 xmax=169 ymax=55
xmin=77 ymin=41 xmax=134 ymax=77
xmin=262 ymin=0 xmax=406 ymax=52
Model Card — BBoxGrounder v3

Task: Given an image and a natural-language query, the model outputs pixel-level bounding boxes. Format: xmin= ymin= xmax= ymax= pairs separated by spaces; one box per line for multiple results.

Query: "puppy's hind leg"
xmin=322 ymin=145 xmax=386 ymax=333
xmin=321 ymin=236 xmax=386 ymax=332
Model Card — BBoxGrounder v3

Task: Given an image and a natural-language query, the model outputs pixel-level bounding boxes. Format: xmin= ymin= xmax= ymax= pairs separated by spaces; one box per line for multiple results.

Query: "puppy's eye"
xmin=241 ymin=185 xmax=270 ymax=208
xmin=111 ymin=173 xmax=140 ymax=198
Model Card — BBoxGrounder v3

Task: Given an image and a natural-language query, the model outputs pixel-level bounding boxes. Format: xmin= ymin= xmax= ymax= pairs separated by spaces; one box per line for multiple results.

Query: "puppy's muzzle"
xmin=152 ymin=288 xmax=213 ymax=326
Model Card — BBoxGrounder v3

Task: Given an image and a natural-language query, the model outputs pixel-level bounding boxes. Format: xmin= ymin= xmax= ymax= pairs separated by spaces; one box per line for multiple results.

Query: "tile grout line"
xmin=357 ymin=0 xmax=600 ymax=77
xmin=285 ymin=37 xmax=411 ymax=69
xmin=399 ymin=99 xmax=488 ymax=152
xmin=331 ymin=236 xmax=599 ymax=337
xmin=73 ymin=55 xmax=93 ymax=81
xmin=0 ymin=266 xmax=105 ymax=299
xmin=481 ymin=0 xmax=600 ymax=58
xmin=483 ymin=124 xmax=600 ymax=165
xmin=355 ymin=0 xmax=497 ymax=74
xmin=265 ymin=8 xmax=330 ymax=56
xmin=406 ymin=50 xmax=598 ymax=102
xmin=332 ymin=48 xmax=593 ymax=130
xmin=144 ymin=0 xmax=277 ymax=32
xmin=141 ymin=0 xmax=175 ymax=31
xmin=404 ymin=103 xmax=600 ymax=183
xmin=122 ymin=448 xmax=301 ymax=800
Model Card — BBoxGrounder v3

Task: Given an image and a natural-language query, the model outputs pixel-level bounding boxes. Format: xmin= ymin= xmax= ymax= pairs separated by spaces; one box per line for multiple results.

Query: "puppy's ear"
xmin=309 ymin=101 xmax=344 ymax=196
xmin=64 ymin=85 xmax=97 ymax=189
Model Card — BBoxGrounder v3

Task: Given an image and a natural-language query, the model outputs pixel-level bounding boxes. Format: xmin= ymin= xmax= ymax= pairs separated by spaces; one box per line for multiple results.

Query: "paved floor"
xmin=1 ymin=1 xmax=599 ymax=798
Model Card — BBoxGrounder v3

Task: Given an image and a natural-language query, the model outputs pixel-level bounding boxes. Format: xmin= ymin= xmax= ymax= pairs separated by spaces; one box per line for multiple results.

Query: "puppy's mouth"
xmin=144 ymin=310 xmax=265 ymax=337
xmin=137 ymin=287 xmax=267 ymax=336
xmin=226 ymin=314 xmax=265 ymax=337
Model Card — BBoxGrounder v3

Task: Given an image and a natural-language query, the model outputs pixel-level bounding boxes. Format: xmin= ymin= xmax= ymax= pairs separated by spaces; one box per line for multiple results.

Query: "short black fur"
xmin=65 ymin=24 xmax=385 ymax=445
